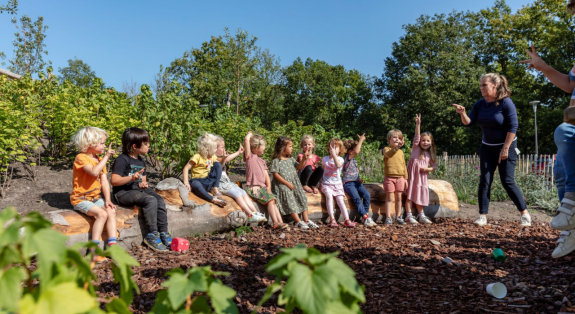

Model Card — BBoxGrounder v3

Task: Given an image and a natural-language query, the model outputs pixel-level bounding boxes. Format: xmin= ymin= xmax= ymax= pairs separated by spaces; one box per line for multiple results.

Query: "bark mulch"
xmin=93 ymin=218 xmax=575 ymax=313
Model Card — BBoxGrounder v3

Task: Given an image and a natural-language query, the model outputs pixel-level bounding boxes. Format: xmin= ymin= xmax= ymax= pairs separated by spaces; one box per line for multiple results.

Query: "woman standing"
xmin=452 ymin=73 xmax=531 ymax=227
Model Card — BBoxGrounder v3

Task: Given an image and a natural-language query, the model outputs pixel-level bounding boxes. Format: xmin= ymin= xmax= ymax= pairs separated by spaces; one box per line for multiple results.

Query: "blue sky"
xmin=0 ymin=0 xmax=533 ymax=89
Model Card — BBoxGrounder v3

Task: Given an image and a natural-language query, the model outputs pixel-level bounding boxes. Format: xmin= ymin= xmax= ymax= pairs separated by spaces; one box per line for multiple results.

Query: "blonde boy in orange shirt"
xmin=70 ymin=127 xmax=118 ymax=259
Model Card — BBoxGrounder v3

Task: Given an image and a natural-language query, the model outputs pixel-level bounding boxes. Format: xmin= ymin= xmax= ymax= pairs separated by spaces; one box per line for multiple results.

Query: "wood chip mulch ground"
xmin=93 ymin=218 xmax=575 ymax=313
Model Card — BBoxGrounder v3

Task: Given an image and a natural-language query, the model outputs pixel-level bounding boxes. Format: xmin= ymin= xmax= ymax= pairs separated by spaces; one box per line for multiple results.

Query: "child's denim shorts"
xmin=74 ymin=198 xmax=104 ymax=213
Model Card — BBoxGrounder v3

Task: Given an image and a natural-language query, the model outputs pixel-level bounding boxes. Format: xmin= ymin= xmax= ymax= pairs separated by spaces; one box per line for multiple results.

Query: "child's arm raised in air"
xmin=100 ymin=173 xmax=116 ymax=211
xmin=383 ymin=146 xmax=399 ymax=158
xmin=347 ymin=133 xmax=366 ymax=160
xmin=243 ymin=131 xmax=252 ymax=162
xmin=330 ymin=144 xmax=343 ymax=168
xmin=412 ymin=114 xmax=421 ymax=149
xmin=296 ymin=148 xmax=311 ymax=171
xmin=222 ymin=144 xmax=243 ymax=165
xmin=83 ymin=143 xmax=115 ymax=177
xmin=182 ymin=161 xmax=195 ymax=191
xmin=272 ymin=172 xmax=295 ymax=190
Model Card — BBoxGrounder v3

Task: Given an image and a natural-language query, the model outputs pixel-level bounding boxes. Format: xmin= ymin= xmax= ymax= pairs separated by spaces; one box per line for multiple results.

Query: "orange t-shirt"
xmin=70 ymin=153 xmax=107 ymax=205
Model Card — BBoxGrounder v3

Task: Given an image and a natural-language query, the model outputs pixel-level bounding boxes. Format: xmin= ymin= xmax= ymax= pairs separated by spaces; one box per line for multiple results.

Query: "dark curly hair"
xmin=569 ymin=0 xmax=575 ymax=13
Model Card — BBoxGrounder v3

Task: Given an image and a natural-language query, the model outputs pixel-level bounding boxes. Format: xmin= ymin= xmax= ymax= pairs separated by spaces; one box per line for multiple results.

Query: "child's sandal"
xmin=343 ymin=219 xmax=356 ymax=228
xmin=211 ymin=198 xmax=227 ymax=208
xmin=210 ymin=187 xmax=223 ymax=198
xmin=328 ymin=219 xmax=339 ymax=228
xmin=273 ymin=223 xmax=289 ymax=230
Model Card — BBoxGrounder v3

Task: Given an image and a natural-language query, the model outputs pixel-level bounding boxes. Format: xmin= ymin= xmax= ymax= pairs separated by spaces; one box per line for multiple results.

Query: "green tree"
xmin=57 ymin=57 xmax=97 ymax=87
xmin=376 ymin=11 xmax=486 ymax=154
xmin=8 ymin=14 xmax=50 ymax=75
xmin=283 ymin=57 xmax=374 ymax=137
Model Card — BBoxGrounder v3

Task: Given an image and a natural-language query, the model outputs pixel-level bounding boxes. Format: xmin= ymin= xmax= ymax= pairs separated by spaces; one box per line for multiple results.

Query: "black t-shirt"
xmin=112 ymin=153 xmax=146 ymax=194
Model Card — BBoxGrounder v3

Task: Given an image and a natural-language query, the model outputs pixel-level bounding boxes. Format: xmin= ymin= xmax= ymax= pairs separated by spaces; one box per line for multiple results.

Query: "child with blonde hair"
xmin=213 ymin=136 xmax=267 ymax=223
xmin=183 ymin=133 xmax=226 ymax=207
xmin=244 ymin=131 xmax=288 ymax=230
xmin=405 ymin=114 xmax=437 ymax=224
xmin=70 ymin=127 xmax=117 ymax=262
xmin=383 ymin=129 xmax=409 ymax=225
xmin=322 ymin=138 xmax=356 ymax=228
xmin=296 ymin=135 xmax=323 ymax=194
xmin=271 ymin=136 xmax=319 ymax=229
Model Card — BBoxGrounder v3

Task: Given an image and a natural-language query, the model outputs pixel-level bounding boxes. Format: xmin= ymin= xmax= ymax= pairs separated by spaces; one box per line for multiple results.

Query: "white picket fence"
xmin=440 ymin=152 xmax=556 ymax=187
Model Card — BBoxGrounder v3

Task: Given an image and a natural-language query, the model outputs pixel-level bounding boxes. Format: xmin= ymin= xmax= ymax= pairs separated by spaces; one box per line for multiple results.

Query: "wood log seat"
xmin=49 ymin=179 xmax=458 ymax=249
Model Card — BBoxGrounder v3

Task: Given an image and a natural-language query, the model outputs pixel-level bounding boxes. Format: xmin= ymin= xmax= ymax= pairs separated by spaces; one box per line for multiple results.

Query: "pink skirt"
xmin=321 ymin=183 xmax=346 ymax=197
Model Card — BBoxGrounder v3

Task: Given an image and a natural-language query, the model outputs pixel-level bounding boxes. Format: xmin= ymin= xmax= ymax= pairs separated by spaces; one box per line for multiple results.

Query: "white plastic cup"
xmin=486 ymin=283 xmax=507 ymax=299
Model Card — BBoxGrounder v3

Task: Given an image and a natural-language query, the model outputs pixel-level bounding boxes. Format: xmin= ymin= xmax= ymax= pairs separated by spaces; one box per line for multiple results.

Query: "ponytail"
xmin=482 ymin=73 xmax=511 ymax=105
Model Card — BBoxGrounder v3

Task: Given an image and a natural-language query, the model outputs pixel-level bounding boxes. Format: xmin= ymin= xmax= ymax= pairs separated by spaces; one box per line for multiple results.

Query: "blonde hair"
xmin=250 ymin=134 xmax=266 ymax=152
xmin=71 ymin=127 xmax=108 ymax=153
xmin=419 ymin=132 xmax=437 ymax=164
xmin=481 ymin=73 xmax=511 ymax=105
xmin=214 ymin=135 xmax=224 ymax=145
xmin=300 ymin=134 xmax=316 ymax=148
xmin=197 ymin=133 xmax=217 ymax=159
xmin=327 ymin=138 xmax=345 ymax=157
xmin=387 ymin=129 xmax=404 ymax=141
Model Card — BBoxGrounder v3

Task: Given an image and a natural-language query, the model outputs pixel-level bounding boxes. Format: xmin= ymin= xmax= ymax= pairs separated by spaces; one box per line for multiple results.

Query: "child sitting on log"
xmin=183 ymin=133 xmax=226 ymax=208
xmin=111 ymin=127 xmax=171 ymax=252
xmin=70 ymin=127 xmax=118 ymax=262
xmin=213 ymin=135 xmax=267 ymax=223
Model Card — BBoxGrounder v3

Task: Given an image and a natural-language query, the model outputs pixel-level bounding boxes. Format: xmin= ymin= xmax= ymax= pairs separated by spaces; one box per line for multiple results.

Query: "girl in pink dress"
xmin=405 ymin=114 xmax=437 ymax=224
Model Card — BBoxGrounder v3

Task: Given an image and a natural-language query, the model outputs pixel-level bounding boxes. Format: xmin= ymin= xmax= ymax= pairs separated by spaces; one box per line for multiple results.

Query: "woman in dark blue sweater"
xmin=453 ymin=73 xmax=530 ymax=227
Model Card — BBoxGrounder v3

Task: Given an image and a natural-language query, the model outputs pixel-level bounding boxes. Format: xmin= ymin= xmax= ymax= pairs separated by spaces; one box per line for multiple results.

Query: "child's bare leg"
xmin=290 ymin=213 xmax=301 ymax=223
xmin=235 ymin=196 xmax=254 ymax=216
xmin=302 ymin=210 xmax=309 ymax=222
xmin=415 ymin=204 xmax=424 ymax=214
xmin=242 ymin=195 xmax=259 ymax=214
xmin=267 ymin=200 xmax=283 ymax=224
xmin=394 ymin=191 xmax=402 ymax=218
xmin=405 ymin=198 xmax=413 ymax=216
xmin=104 ymin=207 xmax=117 ymax=241
xmin=86 ymin=206 xmax=108 ymax=242
xmin=385 ymin=192 xmax=394 ymax=218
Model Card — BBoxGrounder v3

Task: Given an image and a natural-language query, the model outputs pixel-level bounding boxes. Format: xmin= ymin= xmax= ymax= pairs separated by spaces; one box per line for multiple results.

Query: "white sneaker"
xmin=248 ymin=212 xmax=266 ymax=223
xmin=418 ymin=214 xmax=432 ymax=224
xmin=552 ymin=230 xmax=575 ymax=258
xmin=363 ymin=217 xmax=377 ymax=227
xmin=520 ymin=213 xmax=532 ymax=227
xmin=474 ymin=215 xmax=487 ymax=226
xmin=405 ymin=216 xmax=419 ymax=224
xmin=551 ymin=197 xmax=575 ymax=231
xmin=295 ymin=221 xmax=310 ymax=230
xmin=306 ymin=220 xmax=320 ymax=229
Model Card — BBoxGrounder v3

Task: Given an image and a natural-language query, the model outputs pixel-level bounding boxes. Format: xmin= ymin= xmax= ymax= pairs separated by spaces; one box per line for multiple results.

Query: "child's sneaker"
xmin=363 ymin=217 xmax=377 ymax=227
xmin=144 ymin=232 xmax=169 ymax=252
xmin=520 ymin=213 xmax=532 ymax=227
xmin=405 ymin=215 xmax=419 ymax=224
xmin=343 ymin=219 xmax=356 ymax=228
xmin=384 ymin=217 xmax=393 ymax=225
xmin=159 ymin=232 xmax=173 ymax=247
xmin=295 ymin=221 xmax=310 ymax=230
xmin=306 ymin=220 xmax=320 ymax=229
xmin=255 ymin=212 xmax=268 ymax=222
xmin=248 ymin=213 xmax=266 ymax=223
xmin=551 ymin=195 xmax=575 ymax=230
xmin=396 ymin=217 xmax=406 ymax=225
xmin=418 ymin=214 xmax=432 ymax=224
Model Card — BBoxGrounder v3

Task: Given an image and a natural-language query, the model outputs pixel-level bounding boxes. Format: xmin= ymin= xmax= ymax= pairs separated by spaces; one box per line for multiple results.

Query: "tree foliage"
xmin=58 ymin=57 xmax=97 ymax=88
xmin=9 ymin=14 xmax=50 ymax=76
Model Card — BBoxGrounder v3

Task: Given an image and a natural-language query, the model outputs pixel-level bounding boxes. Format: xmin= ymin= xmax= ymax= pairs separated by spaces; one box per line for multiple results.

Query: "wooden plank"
xmin=0 ymin=68 xmax=21 ymax=80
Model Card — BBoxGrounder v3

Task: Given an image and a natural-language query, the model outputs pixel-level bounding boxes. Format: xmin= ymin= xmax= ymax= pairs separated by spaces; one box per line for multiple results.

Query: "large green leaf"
xmin=19 ymin=282 xmax=97 ymax=314
xmin=108 ymin=245 xmax=140 ymax=305
xmin=105 ymin=298 xmax=132 ymax=314
xmin=0 ymin=267 xmax=27 ymax=311
xmin=22 ymin=228 xmax=67 ymax=286
xmin=282 ymin=263 xmax=326 ymax=314
xmin=325 ymin=259 xmax=365 ymax=302
xmin=208 ymin=281 xmax=238 ymax=314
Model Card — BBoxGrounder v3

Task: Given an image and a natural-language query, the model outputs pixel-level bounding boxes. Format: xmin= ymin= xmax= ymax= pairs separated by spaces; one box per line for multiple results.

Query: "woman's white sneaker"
xmin=474 ymin=215 xmax=487 ymax=226
xmin=520 ymin=213 xmax=532 ymax=227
